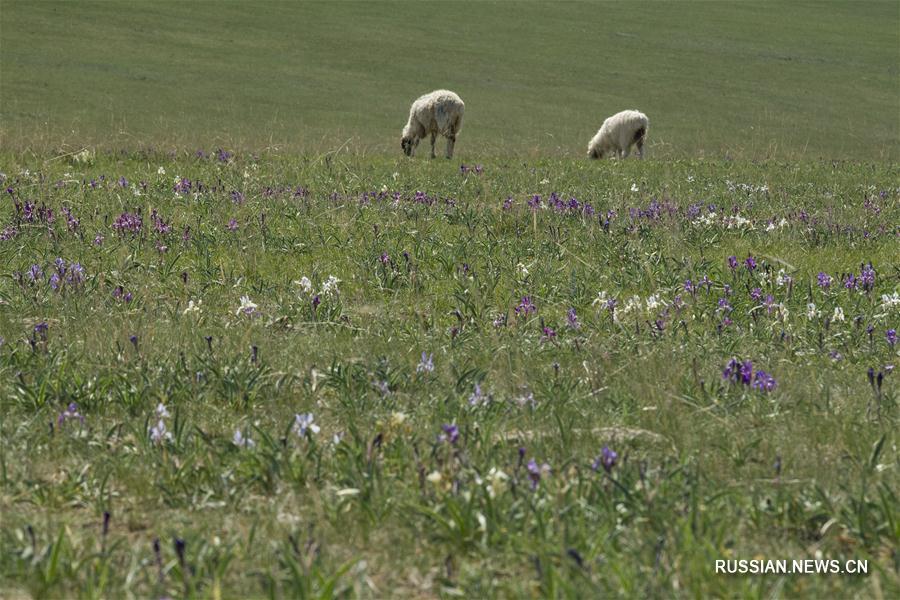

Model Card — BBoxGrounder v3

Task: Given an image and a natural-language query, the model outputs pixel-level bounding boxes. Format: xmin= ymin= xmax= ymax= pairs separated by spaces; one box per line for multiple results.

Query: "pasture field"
xmin=1 ymin=1 xmax=898 ymax=159
xmin=0 ymin=149 xmax=898 ymax=598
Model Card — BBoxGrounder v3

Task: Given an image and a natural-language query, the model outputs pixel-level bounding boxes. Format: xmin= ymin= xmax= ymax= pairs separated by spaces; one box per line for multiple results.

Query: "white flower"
xmin=236 ymin=295 xmax=258 ymax=316
xmin=806 ymin=303 xmax=819 ymax=319
xmin=645 ymin=294 xmax=661 ymax=311
xmin=517 ymin=262 xmax=530 ymax=277
xmin=592 ymin=291 xmax=609 ymax=306
xmin=485 ymin=467 xmax=508 ymax=499
xmin=183 ymin=299 xmax=202 ymax=315
xmin=880 ymin=292 xmax=900 ymax=310
xmin=149 ymin=419 xmax=172 ymax=444
xmin=832 ymin=306 xmax=845 ymax=322
xmin=293 ymin=413 xmax=320 ymax=437
xmin=426 ymin=471 xmax=443 ymax=485
xmin=630 ymin=183 xmax=639 ymax=192
xmin=156 ymin=403 xmax=171 ymax=419
xmin=539 ymin=178 xmax=550 ymax=185
xmin=320 ymin=275 xmax=340 ymax=297
xmin=157 ymin=166 xmax=166 ymax=175
xmin=295 ymin=276 xmax=313 ymax=294
xmin=233 ymin=428 xmax=255 ymax=448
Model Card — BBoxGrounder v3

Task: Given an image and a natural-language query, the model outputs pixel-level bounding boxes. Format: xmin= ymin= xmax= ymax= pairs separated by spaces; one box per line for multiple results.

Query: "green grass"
xmin=1 ymin=1 xmax=898 ymax=159
xmin=0 ymin=151 xmax=898 ymax=597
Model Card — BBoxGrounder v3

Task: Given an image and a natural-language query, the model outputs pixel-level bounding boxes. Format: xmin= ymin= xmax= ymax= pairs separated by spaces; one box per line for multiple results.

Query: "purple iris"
xmin=593 ymin=446 xmax=618 ymax=473
xmin=566 ymin=307 xmax=580 ymax=329
xmin=817 ymin=272 xmax=832 ymax=289
xmin=515 ymin=296 xmax=536 ymax=317
xmin=440 ymin=424 xmax=459 ymax=444
xmin=888 ymin=329 xmax=897 ymax=347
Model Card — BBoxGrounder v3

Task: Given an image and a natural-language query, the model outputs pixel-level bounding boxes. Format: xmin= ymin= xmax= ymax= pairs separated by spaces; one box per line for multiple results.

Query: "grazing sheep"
xmin=587 ymin=109 xmax=649 ymax=159
xmin=401 ymin=90 xmax=465 ymax=159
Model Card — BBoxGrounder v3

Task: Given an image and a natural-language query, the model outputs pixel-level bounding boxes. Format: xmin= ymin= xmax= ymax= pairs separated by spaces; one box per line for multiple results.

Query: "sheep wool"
xmin=401 ymin=90 xmax=465 ymax=159
xmin=587 ymin=110 xmax=649 ymax=159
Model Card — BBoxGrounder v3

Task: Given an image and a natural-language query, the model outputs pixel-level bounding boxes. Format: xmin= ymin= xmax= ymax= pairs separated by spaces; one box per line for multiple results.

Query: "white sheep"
xmin=401 ymin=90 xmax=465 ymax=159
xmin=587 ymin=110 xmax=649 ymax=159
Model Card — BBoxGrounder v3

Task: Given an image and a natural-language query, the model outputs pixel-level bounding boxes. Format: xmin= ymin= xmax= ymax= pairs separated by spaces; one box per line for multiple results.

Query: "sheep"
xmin=401 ymin=90 xmax=465 ymax=159
xmin=587 ymin=109 xmax=649 ymax=159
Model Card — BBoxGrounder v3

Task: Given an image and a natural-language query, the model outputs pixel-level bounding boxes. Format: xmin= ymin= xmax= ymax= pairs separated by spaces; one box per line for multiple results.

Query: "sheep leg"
xmin=446 ymin=134 xmax=456 ymax=159
xmin=636 ymin=137 xmax=645 ymax=159
xmin=430 ymin=132 xmax=437 ymax=159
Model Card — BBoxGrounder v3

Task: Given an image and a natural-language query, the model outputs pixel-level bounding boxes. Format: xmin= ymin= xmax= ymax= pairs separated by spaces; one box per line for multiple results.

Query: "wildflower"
xmin=292 ymin=413 xmax=320 ymax=437
xmin=416 ymin=352 xmax=434 ymax=373
xmin=320 ymin=275 xmax=340 ymax=297
xmin=236 ymin=295 xmax=258 ymax=316
xmin=57 ymin=402 xmax=84 ymax=427
xmin=227 ymin=218 xmax=238 ymax=231
xmin=379 ymin=251 xmax=390 ymax=265
xmin=727 ymin=256 xmax=738 ymax=270
xmin=750 ymin=288 xmax=762 ymax=302
xmin=439 ymin=424 xmax=459 ymax=444
xmin=806 ymin=303 xmax=819 ymax=319
xmin=744 ymin=256 xmax=757 ymax=272
xmin=645 ymin=295 xmax=661 ymax=311
xmin=295 ymin=276 xmax=313 ymax=294
xmin=230 ymin=190 xmax=245 ymax=205
xmin=832 ymin=306 xmax=845 ymax=322
xmin=540 ymin=326 xmax=557 ymax=343
xmin=514 ymin=296 xmax=536 ymax=317
xmin=752 ymin=370 xmax=777 ymax=392
xmin=485 ymin=467 xmax=508 ymax=498
xmin=860 ymin=263 xmax=875 ymax=292
xmin=183 ymin=299 xmax=202 ymax=315
xmin=566 ymin=307 xmax=580 ymax=329
xmin=526 ymin=459 xmax=550 ymax=489
xmin=156 ymin=403 xmax=170 ymax=419
xmin=592 ymin=446 xmax=618 ymax=473
xmin=817 ymin=272 xmax=833 ymax=289
xmin=233 ymin=428 xmax=255 ymax=448
xmin=157 ymin=166 xmax=166 ymax=175
xmin=149 ymin=420 xmax=171 ymax=444
xmin=468 ymin=383 xmax=488 ymax=406
xmin=888 ymin=329 xmax=897 ymax=347
xmin=27 ymin=264 xmax=42 ymax=281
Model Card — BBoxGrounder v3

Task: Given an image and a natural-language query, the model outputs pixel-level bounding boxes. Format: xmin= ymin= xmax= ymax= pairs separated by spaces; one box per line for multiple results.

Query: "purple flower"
xmin=526 ymin=459 xmax=549 ymax=489
xmin=439 ymin=424 xmax=459 ymax=444
xmin=227 ymin=218 xmax=238 ymax=231
xmin=27 ymin=264 xmax=42 ymax=281
xmin=566 ymin=307 xmax=580 ymax=330
xmin=860 ymin=263 xmax=875 ymax=291
xmin=684 ymin=279 xmax=696 ymax=295
xmin=888 ymin=329 xmax=897 ymax=347
xmin=727 ymin=256 xmax=738 ymax=270
xmin=117 ymin=176 xmax=128 ymax=188
xmin=750 ymin=287 xmax=762 ymax=302
xmin=215 ymin=148 xmax=232 ymax=163
xmin=592 ymin=446 xmax=618 ymax=473
xmin=468 ymin=383 xmax=487 ymax=406
xmin=527 ymin=195 xmax=541 ymax=210
xmin=292 ymin=413 xmax=320 ymax=437
xmin=540 ymin=326 xmax=557 ymax=343
xmin=514 ymin=296 xmax=536 ymax=317
xmin=752 ymin=370 xmax=777 ymax=392
xmin=817 ymin=272 xmax=832 ymax=289
xmin=379 ymin=251 xmax=390 ymax=265
xmin=57 ymin=402 xmax=84 ymax=427
xmin=230 ymin=190 xmax=245 ymax=204
xmin=416 ymin=352 xmax=434 ymax=373
xmin=744 ymin=256 xmax=757 ymax=272
xmin=502 ymin=196 xmax=514 ymax=210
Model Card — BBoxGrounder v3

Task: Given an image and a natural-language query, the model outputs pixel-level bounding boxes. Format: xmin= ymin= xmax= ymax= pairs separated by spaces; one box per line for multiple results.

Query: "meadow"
xmin=0 ymin=150 xmax=897 ymax=597
xmin=1 ymin=1 xmax=899 ymax=598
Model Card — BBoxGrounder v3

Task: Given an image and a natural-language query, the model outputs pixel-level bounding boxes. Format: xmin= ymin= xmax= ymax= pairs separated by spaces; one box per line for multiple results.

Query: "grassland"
xmin=0 ymin=151 xmax=897 ymax=597
xmin=1 ymin=1 xmax=899 ymax=598
xmin=1 ymin=1 xmax=898 ymax=159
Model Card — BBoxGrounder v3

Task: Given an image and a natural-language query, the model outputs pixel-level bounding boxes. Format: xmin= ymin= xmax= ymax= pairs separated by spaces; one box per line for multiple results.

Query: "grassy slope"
xmin=1 ymin=1 xmax=897 ymax=158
